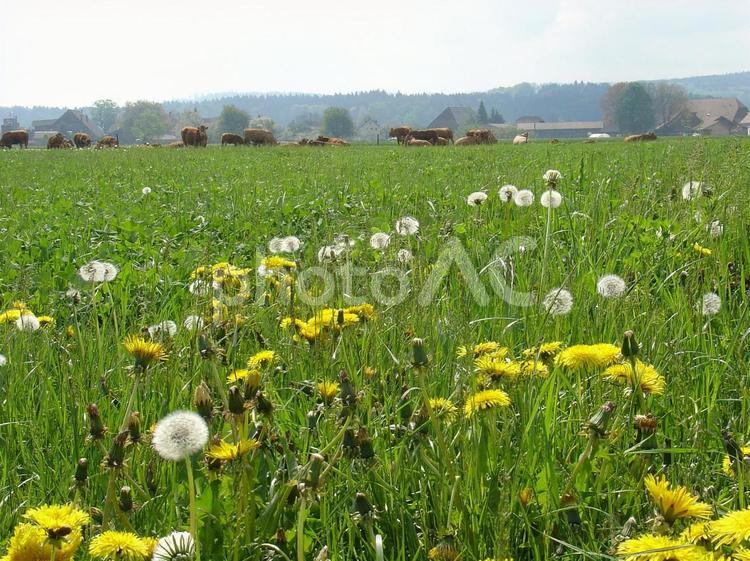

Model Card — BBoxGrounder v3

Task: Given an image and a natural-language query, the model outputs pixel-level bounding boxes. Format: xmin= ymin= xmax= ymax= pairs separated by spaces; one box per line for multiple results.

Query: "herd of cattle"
xmin=0 ymin=125 xmax=660 ymax=150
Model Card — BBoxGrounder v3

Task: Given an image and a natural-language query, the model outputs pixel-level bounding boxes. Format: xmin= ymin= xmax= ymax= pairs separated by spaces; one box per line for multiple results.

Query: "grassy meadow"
xmin=1 ymin=138 xmax=750 ymax=561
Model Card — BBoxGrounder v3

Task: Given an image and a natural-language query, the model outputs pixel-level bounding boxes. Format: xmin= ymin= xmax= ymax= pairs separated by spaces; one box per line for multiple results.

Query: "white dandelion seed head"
xmin=332 ymin=234 xmax=356 ymax=250
xmin=395 ymin=216 xmax=419 ymax=236
xmin=514 ymin=189 xmax=535 ymax=207
xmin=708 ymin=220 xmax=723 ymax=238
xmin=543 ymin=169 xmax=562 ymax=186
xmin=0 ymin=354 xmax=6 ymax=367
xmin=152 ymin=410 xmax=209 ymax=461
xmin=596 ymin=274 xmax=627 ymax=298
xmin=148 ymin=320 xmax=177 ymax=339
xmin=498 ymin=184 xmax=518 ymax=202
xmin=16 ymin=314 xmax=40 ymax=332
xmin=540 ymin=190 xmax=562 ymax=209
xmin=397 ymin=248 xmax=413 ymax=264
xmin=142 ymin=186 xmax=152 ymax=195
xmin=182 ymin=315 xmax=204 ymax=331
xmin=700 ymin=292 xmax=721 ymax=316
xmin=78 ymin=260 xmax=119 ymax=283
xmin=152 ymin=531 xmax=195 ymax=561
xmin=268 ymin=236 xmax=301 ymax=254
xmin=256 ymin=264 xmax=272 ymax=278
xmin=369 ymin=232 xmax=391 ymax=250
xmin=542 ymin=288 xmax=573 ymax=316
xmin=188 ymin=279 xmax=210 ymax=296
xmin=467 ymin=191 xmax=488 ymax=206
xmin=65 ymin=287 xmax=81 ymax=302
xmin=682 ymin=181 xmax=703 ymax=201
xmin=317 ymin=245 xmax=342 ymax=263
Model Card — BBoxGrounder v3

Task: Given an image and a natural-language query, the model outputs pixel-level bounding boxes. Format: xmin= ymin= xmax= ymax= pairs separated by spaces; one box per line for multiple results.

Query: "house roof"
xmin=32 ymin=118 xmax=57 ymax=129
xmin=684 ymin=98 xmax=748 ymax=130
xmin=516 ymin=115 xmax=544 ymax=123
xmin=514 ymin=121 xmax=604 ymax=131
xmin=428 ymin=107 xmax=475 ymax=129
xmin=32 ymin=110 xmax=105 ymax=138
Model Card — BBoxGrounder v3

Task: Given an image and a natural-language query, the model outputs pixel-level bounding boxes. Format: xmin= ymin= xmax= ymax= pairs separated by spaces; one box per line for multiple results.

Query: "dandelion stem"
xmin=185 ymin=457 xmax=200 ymax=561
xmin=296 ymin=496 xmax=307 ymax=561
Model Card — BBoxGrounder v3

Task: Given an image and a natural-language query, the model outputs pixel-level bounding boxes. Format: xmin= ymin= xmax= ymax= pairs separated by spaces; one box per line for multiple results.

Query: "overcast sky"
xmin=1 ymin=0 xmax=747 ymax=107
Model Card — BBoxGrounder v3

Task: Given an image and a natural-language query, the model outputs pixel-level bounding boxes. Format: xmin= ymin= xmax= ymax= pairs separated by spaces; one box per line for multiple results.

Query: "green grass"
xmin=0 ymin=139 xmax=749 ymax=560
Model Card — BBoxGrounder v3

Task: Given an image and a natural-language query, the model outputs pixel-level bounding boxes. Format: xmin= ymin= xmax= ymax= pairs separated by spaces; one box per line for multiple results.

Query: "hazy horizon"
xmin=2 ymin=0 xmax=748 ymax=107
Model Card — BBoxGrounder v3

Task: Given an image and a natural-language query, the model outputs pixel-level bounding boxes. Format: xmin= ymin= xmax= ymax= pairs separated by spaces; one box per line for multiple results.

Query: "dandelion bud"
xmin=74 ymin=458 xmax=89 ymax=484
xmin=146 ymin=460 xmax=157 ymax=496
xmin=243 ymin=371 xmax=262 ymax=400
xmin=306 ymin=410 xmax=320 ymax=432
xmin=634 ymin=413 xmax=657 ymax=450
xmin=398 ymin=386 xmax=413 ymax=423
xmin=307 ymin=453 xmax=325 ymax=489
xmin=519 ymin=487 xmax=533 ymax=507
xmin=337 ymin=309 xmax=345 ymax=327
xmin=105 ymin=431 xmax=129 ymax=469
xmin=560 ymin=493 xmax=581 ymax=526
xmin=585 ymin=401 xmax=616 ymax=437
xmin=87 ymin=403 xmax=107 ymax=440
xmin=255 ymin=391 xmax=274 ymax=416
xmin=621 ymin=330 xmax=639 ymax=358
xmin=429 ymin=536 xmax=458 ymax=561
xmin=228 ymin=385 xmax=245 ymax=415
xmin=343 ymin=428 xmax=357 ymax=456
xmin=66 ymin=325 xmax=75 ymax=338
xmin=723 ymin=429 xmax=743 ymax=473
xmin=128 ymin=412 xmax=141 ymax=443
xmin=90 ymin=507 xmax=103 ymax=525
xmin=354 ymin=492 xmax=373 ymax=518
xmin=411 ymin=338 xmax=429 ymax=367
xmin=118 ymin=486 xmax=133 ymax=512
xmin=274 ymin=528 xmax=287 ymax=547
xmin=357 ymin=427 xmax=375 ymax=460
xmin=193 ymin=381 xmax=214 ymax=421
xmin=339 ymin=370 xmax=357 ymax=407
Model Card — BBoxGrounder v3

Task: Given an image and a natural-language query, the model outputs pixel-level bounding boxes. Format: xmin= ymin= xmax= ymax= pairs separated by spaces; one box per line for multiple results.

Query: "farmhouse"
xmin=741 ymin=113 xmax=750 ymax=136
xmin=428 ymin=107 xmax=476 ymax=131
xmin=656 ymin=98 xmax=748 ymax=136
xmin=356 ymin=117 xmax=385 ymax=142
xmin=488 ymin=120 xmax=606 ymax=139
xmin=2 ymin=115 xmax=20 ymax=134
xmin=32 ymin=109 xmax=105 ymax=140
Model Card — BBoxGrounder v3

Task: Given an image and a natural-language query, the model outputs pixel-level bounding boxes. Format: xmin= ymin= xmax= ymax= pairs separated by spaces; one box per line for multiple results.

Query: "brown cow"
xmin=96 ymin=135 xmax=119 ymax=148
xmin=316 ymin=135 xmax=349 ymax=146
xmin=221 ymin=133 xmax=244 ymax=146
xmin=428 ymin=128 xmax=453 ymax=143
xmin=466 ymin=129 xmax=497 ymax=144
xmin=47 ymin=133 xmax=68 ymax=149
xmin=73 ymin=132 xmax=91 ymax=148
xmin=624 ymin=132 xmax=657 ymax=142
xmin=244 ymin=128 xmax=278 ymax=146
xmin=182 ymin=126 xmax=208 ymax=147
xmin=435 ymin=136 xmax=449 ymax=145
xmin=168 ymin=141 xmax=185 ymax=148
xmin=409 ymin=129 xmax=440 ymax=144
xmin=405 ymin=136 xmax=432 ymax=146
xmin=0 ymin=130 xmax=28 ymax=149
xmin=389 ymin=126 xmax=412 ymax=145
xmin=455 ymin=136 xmax=479 ymax=146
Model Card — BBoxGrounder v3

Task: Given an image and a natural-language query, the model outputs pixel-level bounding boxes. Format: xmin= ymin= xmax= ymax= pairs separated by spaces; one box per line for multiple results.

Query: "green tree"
xmin=216 ymin=105 xmax=250 ymax=135
xmin=647 ymin=82 xmax=688 ymax=126
xmin=120 ymin=101 xmax=170 ymax=142
xmin=489 ymin=108 xmax=504 ymax=123
xmin=614 ymin=82 xmax=655 ymax=134
xmin=321 ymin=107 xmax=354 ymax=138
xmin=477 ymin=101 xmax=489 ymax=124
xmin=601 ymin=82 xmax=628 ymax=129
xmin=91 ymin=99 xmax=119 ymax=132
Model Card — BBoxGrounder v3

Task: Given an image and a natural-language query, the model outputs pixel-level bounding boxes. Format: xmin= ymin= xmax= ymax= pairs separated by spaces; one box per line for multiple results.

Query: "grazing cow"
xmin=405 ymin=136 xmax=432 ymax=146
xmin=624 ymin=132 xmax=657 ymax=142
xmin=455 ymin=136 xmax=479 ymax=146
xmin=47 ymin=133 xmax=68 ymax=149
xmin=512 ymin=132 xmax=529 ymax=145
xmin=435 ymin=136 xmax=449 ymax=145
xmin=549 ymin=138 xmax=560 ymax=144
xmin=389 ymin=126 xmax=412 ymax=145
xmin=244 ymin=128 xmax=278 ymax=146
xmin=182 ymin=125 xmax=208 ymax=147
xmin=73 ymin=132 xmax=91 ymax=148
xmin=96 ymin=135 xmax=119 ymax=148
xmin=408 ymin=129 xmax=440 ymax=144
xmin=62 ymin=138 xmax=74 ymax=149
xmin=316 ymin=135 xmax=349 ymax=146
xmin=0 ymin=130 xmax=28 ymax=149
xmin=466 ymin=129 xmax=497 ymax=144
xmin=428 ymin=128 xmax=454 ymax=143
xmin=168 ymin=141 xmax=185 ymax=148
xmin=221 ymin=133 xmax=244 ymax=146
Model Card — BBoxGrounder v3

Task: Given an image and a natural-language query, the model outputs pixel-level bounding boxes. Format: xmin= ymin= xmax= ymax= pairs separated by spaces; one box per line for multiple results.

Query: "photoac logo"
xmin=254 ymin=235 xmax=537 ymax=308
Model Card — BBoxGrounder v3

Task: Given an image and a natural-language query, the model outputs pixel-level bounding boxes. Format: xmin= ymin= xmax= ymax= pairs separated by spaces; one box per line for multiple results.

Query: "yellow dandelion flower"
xmin=308 ymin=309 xmax=359 ymax=330
xmin=457 ymin=341 xmax=505 ymax=358
xmin=680 ymin=521 xmax=710 ymax=544
xmin=0 ymin=308 xmax=30 ymax=324
xmin=247 ymin=350 xmax=276 ymax=368
xmin=428 ymin=539 xmax=458 ymax=561
xmin=344 ymin=303 xmax=376 ymax=320
xmin=205 ymin=439 xmax=258 ymax=461
xmin=518 ymin=360 xmax=549 ymax=377
xmin=692 ymin=243 xmax=712 ymax=257
xmin=123 ymin=335 xmax=166 ymax=369
xmin=37 ymin=316 xmax=55 ymax=327
xmin=464 ymin=389 xmax=511 ymax=417
xmin=2 ymin=523 xmax=81 ymax=561
xmin=317 ymin=380 xmax=340 ymax=404
xmin=555 ymin=343 xmax=621 ymax=370
xmin=474 ymin=355 xmax=521 ymax=380
xmin=710 ymin=507 xmax=750 ymax=547
xmin=66 ymin=325 xmax=75 ymax=338
xmin=227 ymin=369 xmax=261 ymax=385
xmin=644 ymin=475 xmax=712 ymax=523
xmin=722 ymin=446 xmax=750 ymax=477
xmin=616 ymin=534 xmax=704 ymax=561
xmin=522 ymin=341 xmax=563 ymax=360
xmin=262 ymin=256 xmax=296 ymax=271
xmin=363 ymin=366 xmax=377 ymax=379
xmin=23 ymin=503 xmax=90 ymax=538
xmin=428 ymin=397 xmax=458 ymax=423
xmin=602 ymin=360 xmax=666 ymax=396
xmin=88 ymin=531 xmax=150 ymax=560
xmin=519 ymin=487 xmax=533 ymax=507
xmin=735 ymin=549 xmax=750 ymax=561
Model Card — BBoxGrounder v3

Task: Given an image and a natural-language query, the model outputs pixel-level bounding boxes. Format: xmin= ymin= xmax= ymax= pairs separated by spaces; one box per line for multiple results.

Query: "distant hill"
xmin=3 ymin=72 xmax=749 ymax=129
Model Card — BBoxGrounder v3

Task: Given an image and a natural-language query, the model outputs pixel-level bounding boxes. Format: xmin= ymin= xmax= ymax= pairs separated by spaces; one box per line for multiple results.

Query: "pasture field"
xmin=1 ymin=139 xmax=750 ymax=561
